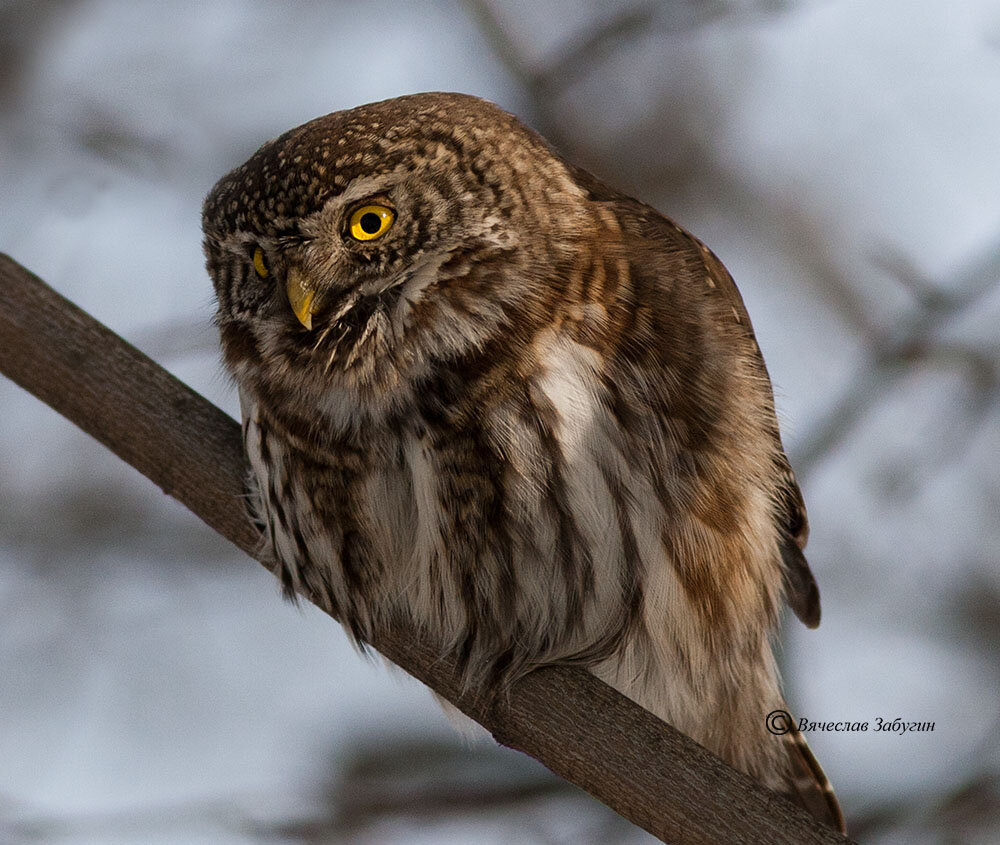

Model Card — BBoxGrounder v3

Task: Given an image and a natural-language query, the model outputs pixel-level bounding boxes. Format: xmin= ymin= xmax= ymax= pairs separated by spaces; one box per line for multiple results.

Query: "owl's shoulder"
xmin=567 ymin=162 xmax=748 ymax=325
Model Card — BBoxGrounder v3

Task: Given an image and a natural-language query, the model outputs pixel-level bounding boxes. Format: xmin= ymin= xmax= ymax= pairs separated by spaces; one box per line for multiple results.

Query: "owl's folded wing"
xmin=568 ymin=162 xmax=823 ymax=630
xmin=694 ymin=243 xmax=823 ymax=629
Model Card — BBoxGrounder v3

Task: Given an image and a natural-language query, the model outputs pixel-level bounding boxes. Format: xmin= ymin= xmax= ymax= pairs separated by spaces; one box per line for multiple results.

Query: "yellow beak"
xmin=286 ymin=265 xmax=319 ymax=330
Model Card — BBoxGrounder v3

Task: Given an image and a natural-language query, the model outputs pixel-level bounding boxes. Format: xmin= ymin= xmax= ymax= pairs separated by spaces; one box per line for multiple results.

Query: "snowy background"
xmin=2 ymin=1 xmax=999 ymax=842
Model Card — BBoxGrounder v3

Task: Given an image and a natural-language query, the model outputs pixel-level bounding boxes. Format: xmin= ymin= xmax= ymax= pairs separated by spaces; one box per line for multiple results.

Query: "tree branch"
xmin=0 ymin=253 xmax=851 ymax=844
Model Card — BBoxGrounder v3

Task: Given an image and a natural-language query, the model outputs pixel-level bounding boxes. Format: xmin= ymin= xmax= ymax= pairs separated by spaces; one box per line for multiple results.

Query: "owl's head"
xmin=202 ymin=92 xmax=588 ymax=422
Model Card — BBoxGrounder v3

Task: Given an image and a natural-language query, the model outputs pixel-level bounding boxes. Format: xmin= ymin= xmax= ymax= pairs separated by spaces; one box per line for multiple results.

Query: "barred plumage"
xmin=203 ymin=92 xmax=844 ymax=832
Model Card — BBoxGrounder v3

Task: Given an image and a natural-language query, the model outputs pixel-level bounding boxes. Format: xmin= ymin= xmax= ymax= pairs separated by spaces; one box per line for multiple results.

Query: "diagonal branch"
xmin=0 ymin=253 xmax=851 ymax=845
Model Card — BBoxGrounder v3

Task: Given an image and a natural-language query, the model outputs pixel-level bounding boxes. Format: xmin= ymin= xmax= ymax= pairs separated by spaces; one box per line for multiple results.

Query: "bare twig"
xmin=0 ymin=253 xmax=851 ymax=845
xmin=793 ymin=242 xmax=1000 ymax=474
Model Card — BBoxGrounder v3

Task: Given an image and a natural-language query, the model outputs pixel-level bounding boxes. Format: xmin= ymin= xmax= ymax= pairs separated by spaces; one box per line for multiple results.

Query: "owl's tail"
xmin=780 ymin=709 xmax=846 ymax=834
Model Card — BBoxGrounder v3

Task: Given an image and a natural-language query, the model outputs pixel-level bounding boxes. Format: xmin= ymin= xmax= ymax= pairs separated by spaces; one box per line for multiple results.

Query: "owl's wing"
xmin=568 ymin=163 xmax=821 ymax=628
xmin=774 ymin=464 xmax=821 ymax=628
xmin=691 ymin=234 xmax=821 ymax=629
xmin=688 ymin=239 xmax=820 ymax=627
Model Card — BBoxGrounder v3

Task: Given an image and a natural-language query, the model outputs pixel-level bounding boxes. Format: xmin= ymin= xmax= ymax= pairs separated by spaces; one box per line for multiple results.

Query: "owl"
xmin=202 ymin=92 xmax=844 ymax=832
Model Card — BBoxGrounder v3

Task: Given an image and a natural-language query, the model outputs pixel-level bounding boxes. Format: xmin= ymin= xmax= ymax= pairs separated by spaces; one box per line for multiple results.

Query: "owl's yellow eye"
xmin=252 ymin=246 xmax=269 ymax=278
xmin=349 ymin=204 xmax=395 ymax=241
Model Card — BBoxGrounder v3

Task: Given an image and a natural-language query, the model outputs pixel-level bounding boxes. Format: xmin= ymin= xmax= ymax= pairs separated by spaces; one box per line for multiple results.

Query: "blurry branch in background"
xmin=465 ymin=0 xmax=795 ymax=149
xmin=465 ymin=0 xmax=658 ymax=106
xmin=0 ymin=253 xmax=853 ymax=845
xmin=792 ymin=240 xmax=1000 ymax=476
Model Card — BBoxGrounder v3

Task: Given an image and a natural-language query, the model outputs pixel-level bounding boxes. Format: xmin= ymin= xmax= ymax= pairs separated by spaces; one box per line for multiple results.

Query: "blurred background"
xmin=1 ymin=1 xmax=999 ymax=842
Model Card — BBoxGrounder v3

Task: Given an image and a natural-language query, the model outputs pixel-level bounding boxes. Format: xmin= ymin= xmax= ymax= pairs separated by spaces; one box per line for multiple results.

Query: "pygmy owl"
xmin=202 ymin=92 xmax=844 ymax=832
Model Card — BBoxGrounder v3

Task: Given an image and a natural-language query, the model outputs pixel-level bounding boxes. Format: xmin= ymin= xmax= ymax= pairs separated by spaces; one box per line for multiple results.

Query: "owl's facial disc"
xmin=286 ymin=265 xmax=321 ymax=330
